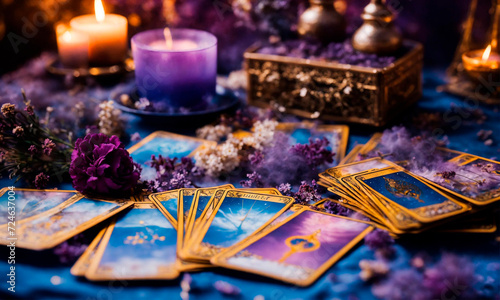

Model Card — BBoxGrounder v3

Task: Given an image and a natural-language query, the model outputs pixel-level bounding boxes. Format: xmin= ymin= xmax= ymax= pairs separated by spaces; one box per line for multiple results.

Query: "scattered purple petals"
xmin=130 ymin=132 xmax=141 ymax=142
xmin=213 ymin=280 xmax=240 ymax=296
xmin=53 ymin=234 xmax=88 ymax=264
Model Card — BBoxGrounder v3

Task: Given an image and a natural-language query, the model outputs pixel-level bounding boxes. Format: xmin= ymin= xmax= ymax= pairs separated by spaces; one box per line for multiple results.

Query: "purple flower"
xmin=293 ymin=180 xmax=322 ymax=205
xmin=276 ymin=182 xmax=294 ymax=197
xmin=240 ymin=171 xmax=264 ymax=188
xmin=168 ymin=170 xmax=193 ymax=190
xmin=24 ymin=105 xmax=34 ymax=116
xmin=248 ymin=151 xmax=264 ymax=166
xmin=42 ymin=138 xmax=56 ymax=156
xmin=34 ymin=172 xmax=50 ymax=189
xmin=289 ymin=137 xmax=334 ymax=168
xmin=145 ymin=156 xmax=200 ymax=193
xmin=28 ymin=145 xmax=38 ymax=156
xmin=213 ymin=280 xmax=240 ymax=296
xmin=69 ymin=133 xmax=140 ymax=196
xmin=323 ymin=200 xmax=352 ymax=217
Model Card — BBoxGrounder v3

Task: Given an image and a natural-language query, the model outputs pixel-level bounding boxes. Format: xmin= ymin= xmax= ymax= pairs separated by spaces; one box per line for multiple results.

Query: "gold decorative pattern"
xmin=245 ymin=41 xmax=423 ymax=126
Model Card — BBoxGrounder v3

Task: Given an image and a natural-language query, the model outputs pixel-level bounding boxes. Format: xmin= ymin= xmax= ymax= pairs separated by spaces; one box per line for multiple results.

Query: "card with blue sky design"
xmin=0 ymin=188 xmax=79 ymax=225
xmin=127 ymin=131 xmax=215 ymax=180
xmin=148 ymin=189 xmax=180 ymax=227
xmin=356 ymin=168 xmax=469 ymax=223
xmin=86 ymin=203 xmax=179 ymax=280
xmin=184 ymin=190 xmax=293 ymax=263
xmin=275 ymin=122 xmax=349 ymax=165
xmin=212 ymin=208 xmax=373 ymax=286
xmin=184 ymin=187 xmax=281 ymax=249
xmin=178 ymin=185 xmax=234 ymax=254
xmin=0 ymin=196 xmax=133 ymax=250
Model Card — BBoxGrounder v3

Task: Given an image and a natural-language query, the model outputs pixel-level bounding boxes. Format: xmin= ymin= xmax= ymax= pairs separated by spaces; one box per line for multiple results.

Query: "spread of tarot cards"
xmin=3 ymin=128 xmax=498 ymax=286
xmin=318 ymin=134 xmax=500 ymax=235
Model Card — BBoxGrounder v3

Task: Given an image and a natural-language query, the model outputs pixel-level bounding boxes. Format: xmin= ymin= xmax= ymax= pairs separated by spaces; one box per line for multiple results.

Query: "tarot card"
xmin=435 ymin=213 xmax=497 ymax=233
xmin=211 ymin=207 xmax=373 ymax=286
xmin=0 ymin=196 xmax=133 ymax=250
xmin=356 ymin=168 xmax=470 ymax=223
xmin=71 ymin=227 xmax=108 ymax=276
xmin=127 ymin=131 xmax=215 ymax=180
xmin=339 ymin=144 xmax=364 ymax=165
xmin=0 ymin=188 xmax=79 ymax=226
xmin=149 ymin=189 xmax=180 ymax=226
xmin=180 ymin=185 xmax=234 ymax=251
xmin=191 ymin=187 xmax=282 ymax=237
xmin=275 ymin=122 xmax=349 ymax=164
xmin=183 ymin=190 xmax=294 ymax=262
xmin=419 ymin=154 xmax=500 ymax=206
xmin=86 ymin=203 xmax=179 ymax=281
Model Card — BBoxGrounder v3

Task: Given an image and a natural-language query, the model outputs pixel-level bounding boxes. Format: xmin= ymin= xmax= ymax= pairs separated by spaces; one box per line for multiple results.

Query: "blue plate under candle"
xmin=113 ymin=85 xmax=241 ymax=126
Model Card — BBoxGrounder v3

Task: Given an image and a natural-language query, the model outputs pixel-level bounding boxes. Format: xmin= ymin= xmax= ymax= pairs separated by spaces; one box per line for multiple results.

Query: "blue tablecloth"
xmin=0 ymin=69 xmax=499 ymax=300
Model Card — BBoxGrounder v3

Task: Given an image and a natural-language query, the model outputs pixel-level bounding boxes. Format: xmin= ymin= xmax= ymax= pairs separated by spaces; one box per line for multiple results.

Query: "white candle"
xmin=69 ymin=0 xmax=127 ymax=66
xmin=56 ymin=25 xmax=89 ymax=68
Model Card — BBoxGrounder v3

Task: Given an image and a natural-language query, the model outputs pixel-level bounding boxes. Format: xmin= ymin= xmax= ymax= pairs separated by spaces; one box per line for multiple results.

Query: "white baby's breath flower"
xmin=98 ymin=100 xmax=122 ymax=136
xmin=196 ymin=124 xmax=232 ymax=142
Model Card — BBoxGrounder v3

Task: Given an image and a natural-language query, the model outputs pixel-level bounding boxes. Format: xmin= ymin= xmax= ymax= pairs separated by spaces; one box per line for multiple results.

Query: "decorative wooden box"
xmin=245 ymin=40 xmax=423 ymax=126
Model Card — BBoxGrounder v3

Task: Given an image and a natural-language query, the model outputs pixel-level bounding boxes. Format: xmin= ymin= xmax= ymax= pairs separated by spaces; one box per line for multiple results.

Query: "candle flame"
xmin=95 ymin=0 xmax=106 ymax=23
xmin=482 ymin=44 xmax=492 ymax=60
xmin=163 ymin=27 xmax=173 ymax=50
xmin=62 ymin=30 xmax=72 ymax=42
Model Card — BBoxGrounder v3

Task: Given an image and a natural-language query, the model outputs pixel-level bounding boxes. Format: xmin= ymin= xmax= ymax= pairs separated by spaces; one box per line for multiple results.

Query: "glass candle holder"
xmin=131 ymin=28 xmax=217 ymax=109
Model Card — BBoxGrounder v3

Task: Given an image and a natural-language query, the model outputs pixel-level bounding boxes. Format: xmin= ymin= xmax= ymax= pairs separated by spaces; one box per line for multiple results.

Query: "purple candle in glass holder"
xmin=131 ymin=28 xmax=217 ymax=109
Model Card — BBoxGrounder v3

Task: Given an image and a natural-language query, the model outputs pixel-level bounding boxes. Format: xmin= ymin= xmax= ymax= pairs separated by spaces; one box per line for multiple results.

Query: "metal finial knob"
xmin=298 ymin=0 xmax=346 ymax=44
xmin=352 ymin=0 xmax=402 ymax=54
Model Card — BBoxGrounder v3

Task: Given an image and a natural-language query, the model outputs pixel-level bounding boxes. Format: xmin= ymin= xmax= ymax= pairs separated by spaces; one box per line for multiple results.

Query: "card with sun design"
xmin=183 ymin=190 xmax=293 ymax=263
xmin=211 ymin=207 xmax=373 ymax=286
xmin=85 ymin=202 xmax=179 ymax=281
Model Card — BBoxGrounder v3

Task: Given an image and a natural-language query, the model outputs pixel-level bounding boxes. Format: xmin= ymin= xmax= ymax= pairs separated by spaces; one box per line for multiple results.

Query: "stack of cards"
xmin=318 ymin=135 xmax=500 ymax=234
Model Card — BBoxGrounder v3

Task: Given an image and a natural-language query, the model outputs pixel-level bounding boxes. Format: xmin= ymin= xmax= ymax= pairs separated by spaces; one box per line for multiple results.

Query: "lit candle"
xmin=131 ymin=28 xmax=217 ymax=109
xmin=462 ymin=44 xmax=500 ymax=81
xmin=56 ymin=24 xmax=89 ymax=68
xmin=69 ymin=0 xmax=127 ymax=66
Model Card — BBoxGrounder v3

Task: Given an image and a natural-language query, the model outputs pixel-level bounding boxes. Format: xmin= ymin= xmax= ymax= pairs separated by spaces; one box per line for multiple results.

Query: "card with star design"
xmin=85 ymin=202 xmax=179 ymax=281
